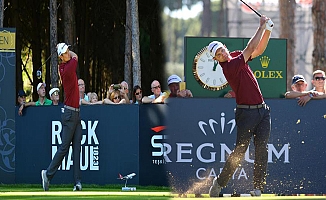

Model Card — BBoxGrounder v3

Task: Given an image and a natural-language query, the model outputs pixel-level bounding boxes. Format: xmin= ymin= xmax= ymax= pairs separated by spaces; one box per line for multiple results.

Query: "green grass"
xmin=0 ymin=184 xmax=171 ymax=199
xmin=0 ymin=184 xmax=170 ymax=192
xmin=1 ymin=185 xmax=326 ymax=199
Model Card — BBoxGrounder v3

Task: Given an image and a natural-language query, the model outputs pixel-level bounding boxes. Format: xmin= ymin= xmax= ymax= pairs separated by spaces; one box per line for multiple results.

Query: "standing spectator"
xmin=17 ymin=90 xmax=27 ymax=106
xmin=311 ymin=70 xmax=326 ymax=93
xmin=35 ymin=83 xmax=52 ymax=106
xmin=224 ymin=90 xmax=236 ymax=98
xmin=78 ymin=79 xmax=90 ymax=105
xmin=89 ymin=92 xmax=103 ymax=105
xmin=49 ymin=88 xmax=63 ymax=106
xmin=132 ymin=85 xmax=142 ymax=104
xmin=103 ymin=90 xmax=126 ymax=104
xmin=207 ymin=15 xmax=273 ymax=197
xmin=41 ymin=43 xmax=82 ymax=191
xmin=18 ymin=82 xmax=52 ymax=116
xmin=120 ymin=81 xmax=130 ymax=104
xmin=142 ymin=80 xmax=165 ymax=103
xmin=167 ymin=74 xmax=193 ymax=98
xmin=284 ymin=75 xmax=317 ymax=106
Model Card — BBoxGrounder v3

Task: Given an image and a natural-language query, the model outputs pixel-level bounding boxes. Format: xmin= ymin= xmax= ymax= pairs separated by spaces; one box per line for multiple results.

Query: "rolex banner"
xmin=185 ymin=37 xmax=286 ymax=98
xmin=0 ymin=28 xmax=16 ymax=184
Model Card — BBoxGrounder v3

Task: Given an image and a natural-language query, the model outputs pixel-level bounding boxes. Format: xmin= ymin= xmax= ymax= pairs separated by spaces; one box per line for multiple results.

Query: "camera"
xmin=113 ymin=84 xmax=121 ymax=90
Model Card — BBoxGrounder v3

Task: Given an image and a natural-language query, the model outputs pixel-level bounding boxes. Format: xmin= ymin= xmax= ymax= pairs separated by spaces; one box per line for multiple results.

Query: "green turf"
xmin=0 ymin=196 xmax=170 ymax=200
xmin=1 ymin=185 xmax=325 ymax=199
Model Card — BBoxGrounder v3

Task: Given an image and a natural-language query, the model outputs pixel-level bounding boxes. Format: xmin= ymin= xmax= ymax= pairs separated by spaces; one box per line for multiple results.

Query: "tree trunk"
xmin=201 ymin=0 xmax=211 ymax=36
xmin=312 ymin=0 xmax=326 ymax=71
xmin=31 ymin=0 xmax=42 ymax=101
xmin=279 ymin=0 xmax=296 ymax=90
xmin=125 ymin=0 xmax=132 ymax=90
xmin=50 ymin=0 xmax=58 ymax=88
xmin=12 ymin=0 xmax=23 ymax=95
xmin=131 ymin=0 xmax=141 ymax=87
xmin=0 ymin=0 xmax=4 ymax=27
xmin=63 ymin=0 xmax=74 ymax=45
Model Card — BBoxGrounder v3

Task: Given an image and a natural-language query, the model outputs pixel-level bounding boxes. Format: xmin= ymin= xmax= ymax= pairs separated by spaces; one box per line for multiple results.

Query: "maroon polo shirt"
xmin=220 ymin=51 xmax=264 ymax=105
xmin=59 ymin=57 xmax=79 ymax=108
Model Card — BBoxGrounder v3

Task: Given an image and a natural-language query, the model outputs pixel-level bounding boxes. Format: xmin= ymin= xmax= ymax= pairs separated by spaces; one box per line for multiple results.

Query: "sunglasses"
xmin=152 ymin=85 xmax=160 ymax=89
xmin=113 ymin=96 xmax=120 ymax=100
xmin=135 ymin=91 xmax=142 ymax=95
xmin=314 ymin=76 xmax=325 ymax=81
xmin=53 ymin=91 xmax=59 ymax=95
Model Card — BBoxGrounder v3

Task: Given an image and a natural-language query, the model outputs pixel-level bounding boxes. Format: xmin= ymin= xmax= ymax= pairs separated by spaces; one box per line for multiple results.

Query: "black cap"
xmin=18 ymin=90 xmax=27 ymax=97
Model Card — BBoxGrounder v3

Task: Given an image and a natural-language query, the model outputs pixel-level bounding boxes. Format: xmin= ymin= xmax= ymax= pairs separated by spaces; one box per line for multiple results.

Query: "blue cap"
xmin=18 ymin=90 xmax=26 ymax=97
xmin=292 ymin=75 xmax=306 ymax=85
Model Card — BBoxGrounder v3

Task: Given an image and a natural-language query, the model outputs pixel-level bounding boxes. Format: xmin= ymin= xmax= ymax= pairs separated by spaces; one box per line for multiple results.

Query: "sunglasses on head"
xmin=314 ymin=76 xmax=325 ymax=81
xmin=135 ymin=91 xmax=142 ymax=95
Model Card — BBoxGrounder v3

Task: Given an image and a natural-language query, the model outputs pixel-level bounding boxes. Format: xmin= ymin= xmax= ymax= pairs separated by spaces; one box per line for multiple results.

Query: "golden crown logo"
xmin=260 ymin=56 xmax=270 ymax=69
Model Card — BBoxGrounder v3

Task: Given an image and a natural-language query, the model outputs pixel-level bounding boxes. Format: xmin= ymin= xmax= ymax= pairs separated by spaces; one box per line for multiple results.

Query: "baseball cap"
xmin=57 ymin=43 xmax=70 ymax=56
xmin=37 ymin=82 xmax=46 ymax=91
xmin=18 ymin=90 xmax=27 ymax=97
xmin=292 ymin=75 xmax=306 ymax=85
xmin=207 ymin=41 xmax=224 ymax=57
xmin=49 ymin=88 xmax=59 ymax=96
xmin=167 ymin=74 xmax=182 ymax=85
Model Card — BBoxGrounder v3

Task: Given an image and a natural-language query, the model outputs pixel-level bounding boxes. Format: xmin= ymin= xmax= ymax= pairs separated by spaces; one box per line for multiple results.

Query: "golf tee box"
xmin=122 ymin=187 xmax=136 ymax=191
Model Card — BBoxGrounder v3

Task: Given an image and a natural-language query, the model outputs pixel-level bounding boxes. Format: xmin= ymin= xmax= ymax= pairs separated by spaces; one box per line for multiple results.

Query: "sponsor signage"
xmin=10 ymin=100 xmax=326 ymax=195
xmin=0 ymin=28 xmax=16 ymax=184
xmin=164 ymin=98 xmax=326 ymax=194
xmin=185 ymin=37 xmax=287 ymax=98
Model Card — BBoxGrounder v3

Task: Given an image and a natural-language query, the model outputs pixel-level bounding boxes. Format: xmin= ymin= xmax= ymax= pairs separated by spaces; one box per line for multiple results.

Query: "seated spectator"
xmin=285 ymin=75 xmax=317 ymax=106
xmin=17 ymin=89 xmax=27 ymax=106
xmin=142 ymin=80 xmax=165 ymax=103
xmin=89 ymin=92 xmax=103 ymax=105
xmin=167 ymin=74 xmax=193 ymax=98
xmin=78 ymin=78 xmax=91 ymax=105
xmin=132 ymin=85 xmax=142 ymax=104
xmin=49 ymin=87 xmax=63 ymax=106
xmin=18 ymin=82 xmax=52 ymax=115
xmin=311 ymin=70 xmax=326 ymax=93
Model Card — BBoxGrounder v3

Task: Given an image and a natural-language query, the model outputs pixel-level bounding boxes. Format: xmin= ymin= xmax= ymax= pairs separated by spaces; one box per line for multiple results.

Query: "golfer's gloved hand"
xmin=265 ymin=19 xmax=273 ymax=32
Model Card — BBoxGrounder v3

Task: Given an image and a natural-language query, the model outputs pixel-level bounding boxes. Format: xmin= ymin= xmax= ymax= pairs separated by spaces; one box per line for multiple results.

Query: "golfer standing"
xmin=41 ymin=43 xmax=82 ymax=191
xmin=208 ymin=15 xmax=273 ymax=197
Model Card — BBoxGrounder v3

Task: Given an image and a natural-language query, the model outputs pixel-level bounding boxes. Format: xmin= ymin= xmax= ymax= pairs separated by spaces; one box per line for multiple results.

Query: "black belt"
xmin=236 ymin=103 xmax=265 ymax=109
xmin=64 ymin=105 xmax=80 ymax=112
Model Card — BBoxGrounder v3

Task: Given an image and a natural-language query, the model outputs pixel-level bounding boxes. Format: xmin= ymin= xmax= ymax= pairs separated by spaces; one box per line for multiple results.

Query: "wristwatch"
xmin=192 ymin=46 xmax=228 ymax=91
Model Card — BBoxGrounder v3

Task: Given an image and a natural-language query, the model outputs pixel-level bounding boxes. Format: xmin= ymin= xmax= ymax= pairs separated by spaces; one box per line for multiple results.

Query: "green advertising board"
xmin=184 ymin=37 xmax=287 ymax=98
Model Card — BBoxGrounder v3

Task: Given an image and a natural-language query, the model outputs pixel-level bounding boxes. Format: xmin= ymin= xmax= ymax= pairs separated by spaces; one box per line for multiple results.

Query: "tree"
xmin=49 ymin=0 xmax=58 ymax=88
xmin=125 ymin=0 xmax=132 ymax=92
xmin=279 ymin=0 xmax=296 ymax=90
xmin=131 ymin=0 xmax=141 ymax=87
xmin=0 ymin=0 xmax=3 ymax=27
xmin=201 ymin=0 xmax=211 ymax=36
xmin=312 ymin=0 xmax=326 ymax=71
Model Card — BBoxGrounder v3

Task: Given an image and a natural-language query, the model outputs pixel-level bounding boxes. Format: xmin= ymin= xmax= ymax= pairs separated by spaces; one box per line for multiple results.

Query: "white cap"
xmin=207 ymin=41 xmax=224 ymax=57
xmin=49 ymin=88 xmax=60 ymax=96
xmin=37 ymin=82 xmax=46 ymax=91
xmin=167 ymin=74 xmax=182 ymax=85
xmin=56 ymin=43 xmax=70 ymax=56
